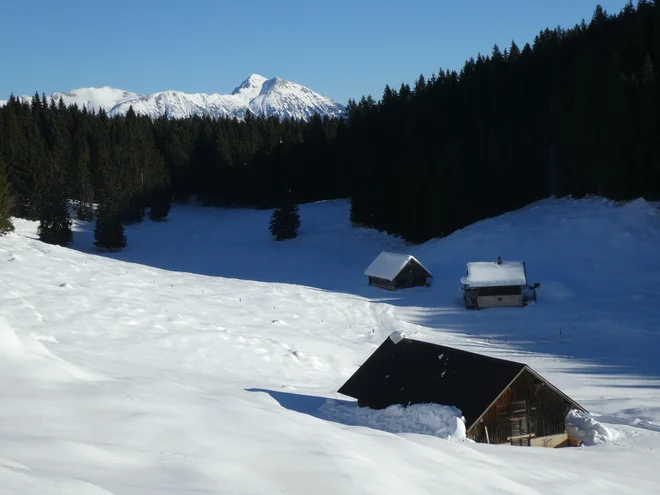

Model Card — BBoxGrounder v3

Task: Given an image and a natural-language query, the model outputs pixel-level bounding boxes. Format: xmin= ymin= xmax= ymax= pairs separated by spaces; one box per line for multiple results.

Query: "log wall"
xmin=468 ymin=369 xmax=575 ymax=446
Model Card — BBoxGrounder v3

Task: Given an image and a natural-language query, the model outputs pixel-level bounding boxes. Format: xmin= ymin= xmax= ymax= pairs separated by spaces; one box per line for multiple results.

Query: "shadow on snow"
xmin=245 ymin=388 xmax=337 ymax=417
xmin=67 ymin=199 xmax=660 ymax=384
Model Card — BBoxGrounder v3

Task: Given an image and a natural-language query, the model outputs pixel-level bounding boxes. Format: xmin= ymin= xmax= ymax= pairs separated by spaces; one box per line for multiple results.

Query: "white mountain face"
xmin=2 ymin=75 xmax=345 ymax=121
xmin=51 ymin=87 xmax=139 ymax=113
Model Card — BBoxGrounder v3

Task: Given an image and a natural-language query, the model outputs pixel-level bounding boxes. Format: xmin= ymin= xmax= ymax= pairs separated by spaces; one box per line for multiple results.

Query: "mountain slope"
xmin=247 ymin=77 xmax=342 ymax=120
xmin=51 ymin=87 xmax=139 ymax=113
xmin=2 ymin=75 xmax=345 ymax=121
xmin=1 ymin=198 xmax=659 ymax=494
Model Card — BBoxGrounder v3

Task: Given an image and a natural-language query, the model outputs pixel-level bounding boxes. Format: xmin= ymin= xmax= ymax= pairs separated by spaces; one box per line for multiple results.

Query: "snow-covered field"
xmin=1 ymin=197 xmax=660 ymax=494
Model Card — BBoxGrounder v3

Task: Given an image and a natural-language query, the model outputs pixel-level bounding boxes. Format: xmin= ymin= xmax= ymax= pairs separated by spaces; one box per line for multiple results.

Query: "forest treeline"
xmin=1 ymin=2 xmax=660 ymax=248
xmin=347 ymin=1 xmax=660 ymax=241
xmin=0 ymin=96 xmax=346 ymax=248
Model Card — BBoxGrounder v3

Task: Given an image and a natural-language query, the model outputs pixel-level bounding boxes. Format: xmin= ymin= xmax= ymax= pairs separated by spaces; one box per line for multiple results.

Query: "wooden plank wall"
xmin=368 ymin=276 xmax=395 ymax=290
xmin=468 ymin=370 xmax=574 ymax=446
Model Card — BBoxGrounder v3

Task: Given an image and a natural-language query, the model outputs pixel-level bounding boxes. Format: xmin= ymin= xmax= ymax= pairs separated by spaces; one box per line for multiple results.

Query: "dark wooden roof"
xmin=338 ymin=336 xmax=574 ymax=430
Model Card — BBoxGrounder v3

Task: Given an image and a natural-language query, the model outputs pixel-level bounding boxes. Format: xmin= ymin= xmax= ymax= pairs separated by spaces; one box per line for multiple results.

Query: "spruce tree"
xmin=269 ymin=204 xmax=301 ymax=241
xmin=75 ymin=164 xmax=95 ymax=221
xmin=149 ymin=187 xmax=171 ymax=221
xmin=94 ymin=207 xmax=126 ymax=251
xmin=37 ymin=193 xmax=73 ymax=246
xmin=37 ymin=161 xmax=73 ymax=247
xmin=0 ymin=154 xmax=14 ymax=235
xmin=71 ymin=130 xmax=94 ymax=221
xmin=1 ymin=99 xmax=31 ymax=218
xmin=638 ymin=53 xmax=657 ymax=199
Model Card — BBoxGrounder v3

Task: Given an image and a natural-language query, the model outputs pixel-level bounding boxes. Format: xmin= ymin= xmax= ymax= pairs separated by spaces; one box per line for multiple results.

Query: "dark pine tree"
xmin=269 ymin=204 xmax=301 ymax=241
xmin=638 ymin=53 xmax=658 ymax=199
xmin=37 ymin=193 xmax=73 ymax=246
xmin=149 ymin=187 xmax=172 ymax=221
xmin=0 ymin=154 xmax=14 ymax=235
xmin=37 ymin=158 xmax=73 ymax=247
xmin=94 ymin=207 xmax=127 ymax=251
xmin=71 ymin=129 xmax=95 ymax=221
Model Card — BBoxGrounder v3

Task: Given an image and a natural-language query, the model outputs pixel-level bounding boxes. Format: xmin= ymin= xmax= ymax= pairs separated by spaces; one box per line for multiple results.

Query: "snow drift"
xmin=1 ymin=197 xmax=660 ymax=494
xmin=566 ymin=409 xmax=620 ymax=445
xmin=318 ymin=400 xmax=467 ymax=441
xmin=0 ymin=317 xmax=23 ymax=355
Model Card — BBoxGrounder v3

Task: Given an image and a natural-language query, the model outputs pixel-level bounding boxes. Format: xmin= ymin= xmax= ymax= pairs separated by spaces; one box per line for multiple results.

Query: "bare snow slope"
xmin=0 ymin=88 xmax=137 ymax=113
xmin=2 ymin=74 xmax=344 ymax=121
xmin=51 ymin=87 xmax=139 ymax=113
xmin=1 ymin=198 xmax=660 ymax=494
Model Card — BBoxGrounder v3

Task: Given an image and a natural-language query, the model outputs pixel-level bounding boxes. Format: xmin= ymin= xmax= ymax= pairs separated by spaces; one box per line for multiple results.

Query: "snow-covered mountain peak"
xmin=2 ymin=75 xmax=344 ymax=121
xmin=260 ymin=76 xmax=290 ymax=93
xmin=231 ymin=74 xmax=268 ymax=97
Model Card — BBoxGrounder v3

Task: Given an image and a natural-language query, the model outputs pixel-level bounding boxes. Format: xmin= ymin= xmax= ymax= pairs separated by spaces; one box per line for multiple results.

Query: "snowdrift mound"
xmin=3 ymin=197 xmax=660 ymax=494
xmin=0 ymin=317 xmax=105 ymax=382
xmin=318 ymin=400 xmax=466 ymax=441
xmin=0 ymin=316 xmax=61 ymax=359
xmin=566 ymin=409 xmax=620 ymax=445
xmin=0 ymin=317 xmax=23 ymax=355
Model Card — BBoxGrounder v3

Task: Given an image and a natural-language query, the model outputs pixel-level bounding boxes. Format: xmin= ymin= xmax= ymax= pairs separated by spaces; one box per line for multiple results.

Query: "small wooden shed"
xmin=461 ymin=257 xmax=537 ymax=309
xmin=338 ymin=334 xmax=585 ymax=448
xmin=364 ymin=252 xmax=432 ymax=291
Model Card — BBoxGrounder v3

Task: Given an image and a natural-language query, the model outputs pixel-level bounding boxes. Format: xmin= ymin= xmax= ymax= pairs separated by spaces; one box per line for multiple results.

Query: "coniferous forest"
xmin=1 ymin=2 xmax=660 ymax=248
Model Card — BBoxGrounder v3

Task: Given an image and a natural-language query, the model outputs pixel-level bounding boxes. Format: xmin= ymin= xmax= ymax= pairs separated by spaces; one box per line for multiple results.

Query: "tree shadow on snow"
xmin=67 ymin=204 xmax=408 ymax=298
xmin=67 ymin=204 xmax=660 ymax=385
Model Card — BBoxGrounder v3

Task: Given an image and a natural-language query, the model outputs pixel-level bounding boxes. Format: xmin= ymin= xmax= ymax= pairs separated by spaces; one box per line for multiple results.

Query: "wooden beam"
xmin=568 ymin=437 xmax=583 ymax=447
xmin=507 ymin=433 xmax=536 ymax=441
xmin=531 ymin=433 xmax=568 ymax=448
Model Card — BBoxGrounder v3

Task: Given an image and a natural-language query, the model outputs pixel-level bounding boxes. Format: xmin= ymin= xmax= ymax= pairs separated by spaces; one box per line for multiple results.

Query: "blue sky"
xmin=1 ymin=0 xmax=628 ymax=105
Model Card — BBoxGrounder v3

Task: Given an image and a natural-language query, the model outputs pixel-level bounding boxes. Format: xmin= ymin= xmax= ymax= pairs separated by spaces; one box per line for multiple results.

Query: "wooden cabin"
xmin=461 ymin=257 xmax=537 ymax=309
xmin=364 ymin=252 xmax=432 ymax=291
xmin=338 ymin=334 xmax=585 ymax=448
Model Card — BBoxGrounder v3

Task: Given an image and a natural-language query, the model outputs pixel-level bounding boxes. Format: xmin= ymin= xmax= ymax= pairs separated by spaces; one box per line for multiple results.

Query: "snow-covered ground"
xmin=1 ymin=197 xmax=660 ymax=494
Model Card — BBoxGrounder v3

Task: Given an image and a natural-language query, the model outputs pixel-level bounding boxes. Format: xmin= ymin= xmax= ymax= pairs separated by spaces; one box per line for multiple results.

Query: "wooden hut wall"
xmin=475 ymin=285 xmax=524 ymax=309
xmin=394 ymin=260 xmax=430 ymax=289
xmin=477 ymin=286 xmax=522 ymax=297
xmin=467 ymin=369 xmax=575 ymax=445
xmin=368 ymin=276 xmax=395 ymax=290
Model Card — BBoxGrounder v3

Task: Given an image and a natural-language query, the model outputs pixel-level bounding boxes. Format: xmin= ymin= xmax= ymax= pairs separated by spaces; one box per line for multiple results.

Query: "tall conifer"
xmin=37 ymin=153 xmax=73 ymax=247
xmin=94 ymin=207 xmax=126 ymax=251
xmin=0 ymin=153 xmax=14 ymax=235
xmin=269 ymin=204 xmax=301 ymax=241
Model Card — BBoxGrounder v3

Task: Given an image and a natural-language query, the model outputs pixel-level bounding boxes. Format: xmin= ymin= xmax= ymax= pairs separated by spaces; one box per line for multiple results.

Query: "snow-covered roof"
xmin=364 ymin=252 xmax=432 ymax=281
xmin=460 ymin=261 xmax=527 ymax=288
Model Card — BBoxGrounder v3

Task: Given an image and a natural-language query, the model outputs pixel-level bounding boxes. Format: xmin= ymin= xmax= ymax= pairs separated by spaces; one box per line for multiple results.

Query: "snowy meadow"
xmin=1 ymin=197 xmax=660 ymax=494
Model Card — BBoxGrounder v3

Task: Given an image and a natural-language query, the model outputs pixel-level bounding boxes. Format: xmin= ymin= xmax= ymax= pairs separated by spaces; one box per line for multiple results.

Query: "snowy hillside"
xmin=1 ymin=198 xmax=660 ymax=494
xmin=50 ymin=87 xmax=139 ymax=113
xmin=1 ymin=75 xmax=345 ymax=121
